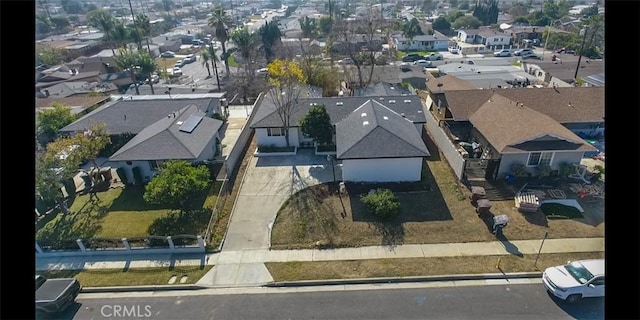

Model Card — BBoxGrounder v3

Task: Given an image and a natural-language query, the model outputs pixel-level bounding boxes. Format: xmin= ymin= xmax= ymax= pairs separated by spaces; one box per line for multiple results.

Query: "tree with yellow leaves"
xmin=266 ymin=59 xmax=306 ymax=147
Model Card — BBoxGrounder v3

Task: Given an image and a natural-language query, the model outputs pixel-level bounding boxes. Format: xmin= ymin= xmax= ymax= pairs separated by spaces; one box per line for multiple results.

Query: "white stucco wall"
xmin=195 ymin=132 xmax=220 ymax=161
xmin=342 ymin=157 xmax=423 ymax=182
xmin=256 ymin=127 xmax=301 ymax=147
xmin=483 ymin=35 xmax=510 ymax=46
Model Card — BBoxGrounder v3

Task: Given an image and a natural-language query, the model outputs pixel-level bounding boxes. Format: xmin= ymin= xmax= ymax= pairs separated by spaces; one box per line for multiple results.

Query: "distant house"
xmin=332 ymin=34 xmax=386 ymax=54
xmin=506 ymin=27 xmax=546 ymax=47
xmin=35 ymin=96 xmax=111 ymax=118
xmin=249 ymin=94 xmax=430 ymax=182
xmin=36 ymin=81 xmax=118 ymax=98
xmin=342 ymin=65 xmax=427 ymax=92
xmin=454 ymin=28 xmax=510 ymax=52
xmin=58 ymin=94 xmax=228 ymax=184
xmin=276 ymin=38 xmax=323 ymax=58
xmin=390 ymin=33 xmax=449 ymax=52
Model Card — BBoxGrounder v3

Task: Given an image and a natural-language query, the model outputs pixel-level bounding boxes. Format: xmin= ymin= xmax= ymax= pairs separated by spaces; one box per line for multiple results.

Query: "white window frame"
xmin=527 ymin=151 xmax=554 ymax=167
xmin=267 ymin=127 xmax=284 ymax=136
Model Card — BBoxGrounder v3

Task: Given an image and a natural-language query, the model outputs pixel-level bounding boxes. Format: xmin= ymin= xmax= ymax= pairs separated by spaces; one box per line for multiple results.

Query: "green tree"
xmin=299 ymin=104 xmax=333 ymax=146
xmin=509 ymin=2 xmax=531 ymax=18
xmin=231 ymin=26 xmax=257 ymax=72
xmin=446 ymin=10 xmax=465 ymax=23
xmin=143 ymin=160 xmax=210 ymax=210
xmin=580 ymin=4 xmax=599 ymax=19
xmin=472 ymin=0 xmax=499 ymax=25
xmin=50 ymin=16 xmax=71 ymax=32
xmin=527 ymin=11 xmax=551 ymax=26
xmin=36 ymin=149 xmax=70 ymax=214
xmin=259 ymin=21 xmax=282 ymax=62
xmin=37 ymin=46 xmax=69 ymax=66
xmin=360 ymin=188 xmax=400 ymax=219
xmin=542 ymin=0 xmax=561 ymax=20
xmin=136 ymin=13 xmax=153 ymax=52
xmin=36 ymin=102 xmax=77 ymax=146
xmin=137 ymin=51 xmax=159 ymax=94
xmin=87 ymin=9 xmax=117 ymax=55
xmin=266 ymin=59 xmax=306 ymax=147
xmin=114 ymin=47 xmax=141 ymax=94
xmin=299 ymin=16 xmax=317 ymax=38
xmin=452 ymin=15 xmax=482 ymax=29
xmin=61 ymin=0 xmax=83 ymax=14
xmin=402 ymin=18 xmax=424 ymax=43
xmin=72 ymin=123 xmax=112 ymax=187
xmin=318 ymin=15 xmax=333 ymax=36
xmin=208 ymin=6 xmax=231 ymax=74
xmin=432 ymin=16 xmax=451 ymax=31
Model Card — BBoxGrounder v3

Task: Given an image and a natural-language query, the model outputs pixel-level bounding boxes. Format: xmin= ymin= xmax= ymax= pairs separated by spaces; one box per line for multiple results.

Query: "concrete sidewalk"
xmin=36 ymin=237 xmax=604 ymax=287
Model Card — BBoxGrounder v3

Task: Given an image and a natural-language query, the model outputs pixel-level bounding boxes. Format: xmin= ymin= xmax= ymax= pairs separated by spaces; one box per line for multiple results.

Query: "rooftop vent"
xmin=361 ymin=113 xmax=367 ymax=117
xmin=401 ymin=113 xmax=405 ymax=117
xmin=383 ymin=116 xmax=389 ymax=120
xmin=388 ymin=100 xmax=396 ymax=103
xmin=176 ymin=121 xmax=184 ymax=125
xmin=363 ymin=121 xmax=369 ymax=126
xmin=336 ymin=101 xmax=343 ymax=106
xmin=390 ymin=86 xmax=395 ymax=90
xmin=404 ymin=99 xmax=411 ymax=103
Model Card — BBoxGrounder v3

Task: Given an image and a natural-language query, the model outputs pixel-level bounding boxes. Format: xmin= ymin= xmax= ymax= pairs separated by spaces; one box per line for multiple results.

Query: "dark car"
xmin=401 ymin=53 xmax=422 ymax=62
xmin=555 ymin=47 xmax=575 ymax=54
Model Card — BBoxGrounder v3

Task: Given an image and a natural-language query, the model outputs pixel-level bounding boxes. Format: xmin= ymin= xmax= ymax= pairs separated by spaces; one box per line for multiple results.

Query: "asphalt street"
xmin=58 ymin=282 xmax=604 ymax=320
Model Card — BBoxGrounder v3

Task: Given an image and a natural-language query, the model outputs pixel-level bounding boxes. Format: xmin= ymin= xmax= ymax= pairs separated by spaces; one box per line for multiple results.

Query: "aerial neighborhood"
xmin=35 ymin=0 xmax=605 ymax=315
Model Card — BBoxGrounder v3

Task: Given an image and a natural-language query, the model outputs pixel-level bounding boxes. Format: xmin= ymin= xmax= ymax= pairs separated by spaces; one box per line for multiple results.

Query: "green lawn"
xmin=228 ymin=55 xmax=239 ymax=67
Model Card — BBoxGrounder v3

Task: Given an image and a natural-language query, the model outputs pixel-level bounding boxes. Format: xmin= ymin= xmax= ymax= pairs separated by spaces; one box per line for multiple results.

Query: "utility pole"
xmin=128 ymin=0 xmax=142 ymax=51
xmin=542 ymin=24 xmax=551 ymax=60
xmin=573 ymin=27 xmax=589 ymax=85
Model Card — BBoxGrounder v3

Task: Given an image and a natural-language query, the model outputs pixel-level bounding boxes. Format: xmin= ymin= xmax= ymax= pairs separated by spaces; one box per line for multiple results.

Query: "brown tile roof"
xmin=443 ymin=86 xmax=604 ymax=123
xmin=35 ymin=96 xmax=110 ymax=109
xmin=426 ymin=74 xmax=477 ymax=93
xmin=469 ymin=94 xmax=595 ymax=154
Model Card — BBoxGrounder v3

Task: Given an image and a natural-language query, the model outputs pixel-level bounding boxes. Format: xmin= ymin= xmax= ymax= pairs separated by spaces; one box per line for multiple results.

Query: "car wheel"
xmin=566 ymin=294 xmax=581 ymax=303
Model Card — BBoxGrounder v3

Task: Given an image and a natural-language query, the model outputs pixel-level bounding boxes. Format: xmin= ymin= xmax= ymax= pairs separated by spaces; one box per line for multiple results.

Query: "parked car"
xmin=556 ymin=47 xmax=575 ymax=54
xmin=494 ymin=49 xmax=512 ymax=57
xmin=145 ymin=74 xmax=160 ymax=84
xmin=160 ymin=51 xmax=175 ymax=58
xmin=174 ymin=59 xmax=185 ymax=68
xmin=423 ymin=52 xmax=443 ymax=61
xmin=338 ymin=58 xmax=354 ymax=65
xmin=514 ymin=48 xmax=534 ymax=56
xmin=401 ymin=53 xmax=422 ymax=62
xmin=184 ymin=54 xmax=196 ymax=63
xmin=521 ymin=53 xmax=543 ymax=60
xmin=413 ymin=59 xmax=432 ymax=67
xmin=256 ymin=67 xmax=268 ymax=74
xmin=36 ymin=275 xmax=82 ymax=317
xmin=448 ymin=47 xmax=459 ymax=54
xmin=172 ymin=67 xmax=183 ymax=76
xmin=542 ymin=259 xmax=604 ymax=303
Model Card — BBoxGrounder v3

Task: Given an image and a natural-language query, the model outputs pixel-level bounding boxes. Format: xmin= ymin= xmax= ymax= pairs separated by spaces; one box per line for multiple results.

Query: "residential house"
xmin=553 ymin=17 xmax=583 ymax=32
xmin=436 ymin=62 xmax=538 ymax=89
xmin=332 ymin=34 xmax=386 ymax=54
xmin=35 ymin=96 xmax=112 ymax=118
xmin=341 ymin=65 xmax=427 ymax=92
xmin=423 ymin=83 xmax=603 ymax=180
xmin=454 ymin=28 xmax=510 ymax=53
xmin=390 ymin=33 xmax=449 ymax=52
xmin=109 ymin=105 xmax=223 ymax=183
xmin=354 ymin=82 xmax=413 ymax=96
xmin=58 ymin=94 xmax=228 ymax=183
xmin=506 ymin=27 xmax=545 ymax=47
xmin=276 ymin=38 xmax=323 ymax=58
xmin=249 ymin=94 xmax=429 ymax=182
xmin=36 ymin=81 xmax=118 ymax=98
xmin=36 ymin=65 xmax=102 ymax=89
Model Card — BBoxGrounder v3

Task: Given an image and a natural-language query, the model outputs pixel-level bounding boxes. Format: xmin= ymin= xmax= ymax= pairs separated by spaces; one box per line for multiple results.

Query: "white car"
xmin=183 ymin=54 xmax=196 ymax=63
xmin=172 ymin=67 xmax=183 ymax=76
xmin=413 ymin=59 xmax=432 ymax=67
xmin=542 ymin=259 xmax=604 ymax=303
xmin=494 ymin=49 xmax=512 ymax=57
xmin=423 ymin=52 xmax=443 ymax=61
xmin=514 ymin=48 xmax=534 ymax=56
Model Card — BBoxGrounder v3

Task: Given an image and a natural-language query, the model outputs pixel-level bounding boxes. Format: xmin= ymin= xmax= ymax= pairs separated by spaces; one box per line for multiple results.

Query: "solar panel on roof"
xmin=179 ymin=115 xmax=203 ymax=133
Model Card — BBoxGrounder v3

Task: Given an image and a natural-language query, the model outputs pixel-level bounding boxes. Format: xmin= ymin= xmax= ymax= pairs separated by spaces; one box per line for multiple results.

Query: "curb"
xmin=264 ymin=272 xmax=543 ymax=287
xmin=81 ymin=284 xmax=208 ymax=293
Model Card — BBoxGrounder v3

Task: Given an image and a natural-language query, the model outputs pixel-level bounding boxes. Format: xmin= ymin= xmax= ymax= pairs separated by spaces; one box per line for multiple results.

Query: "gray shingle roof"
xmin=336 ymin=100 xmax=430 ymax=159
xmin=250 ymin=93 xmax=426 ymax=128
xmin=60 ymin=97 xmax=215 ymax=134
xmin=109 ymin=105 xmax=223 ymax=161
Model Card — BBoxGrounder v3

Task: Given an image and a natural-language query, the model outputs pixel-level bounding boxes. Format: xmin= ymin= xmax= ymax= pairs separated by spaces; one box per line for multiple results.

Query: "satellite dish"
xmin=499 ymin=23 xmax=512 ymax=30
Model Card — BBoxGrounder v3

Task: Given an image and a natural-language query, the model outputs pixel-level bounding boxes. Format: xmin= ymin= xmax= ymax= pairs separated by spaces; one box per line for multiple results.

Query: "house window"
xmin=267 ymin=128 xmax=284 ymax=136
xmin=149 ymin=160 xmax=160 ymax=170
xmin=527 ymin=152 xmax=553 ymax=167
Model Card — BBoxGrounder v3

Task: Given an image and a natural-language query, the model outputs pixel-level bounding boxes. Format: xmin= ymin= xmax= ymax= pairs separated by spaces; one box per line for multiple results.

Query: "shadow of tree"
xmin=147 ymin=209 xmax=211 ymax=236
xmin=370 ymin=220 xmax=405 ymax=247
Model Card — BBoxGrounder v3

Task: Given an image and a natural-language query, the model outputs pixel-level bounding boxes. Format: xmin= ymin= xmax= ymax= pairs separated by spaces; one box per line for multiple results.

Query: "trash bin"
xmin=470 ymin=186 xmax=486 ymax=207
xmin=476 ymin=199 xmax=492 ymax=215
xmin=493 ymin=214 xmax=509 ymax=235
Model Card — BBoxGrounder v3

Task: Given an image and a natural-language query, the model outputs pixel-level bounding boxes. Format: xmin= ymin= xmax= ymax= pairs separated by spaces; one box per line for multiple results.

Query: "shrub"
xmin=360 ymin=188 xmax=400 ymax=219
xmin=535 ymin=163 xmax=552 ymax=178
xmin=558 ymin=162 xmax=574 ymax=178
xmin=510 ymin=163 xmax=528 ymax=178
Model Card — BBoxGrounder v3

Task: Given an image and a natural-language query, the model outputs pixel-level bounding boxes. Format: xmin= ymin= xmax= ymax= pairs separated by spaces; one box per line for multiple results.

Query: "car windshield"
xmin=564 ymin=262 xmax=594 ymax=284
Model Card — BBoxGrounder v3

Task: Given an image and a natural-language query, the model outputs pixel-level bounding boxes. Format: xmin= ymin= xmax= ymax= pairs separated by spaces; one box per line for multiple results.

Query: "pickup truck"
xmin=423 ymin=52 xmax=443 ymax=61
xmin=36 ymin=275 xmax=81 ymax=317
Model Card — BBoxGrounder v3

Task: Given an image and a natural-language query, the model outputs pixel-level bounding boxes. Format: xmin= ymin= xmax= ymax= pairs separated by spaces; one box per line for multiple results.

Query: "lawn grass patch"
xmin=228 ymin=55 xmax=239 ymax=67
xmin=40 ymin=265 xmax=213 ymax=287
xmin=266 ymin=252 xmax=604 ymax=281
xmin=540 ymin=203 xmax=584 ymax=220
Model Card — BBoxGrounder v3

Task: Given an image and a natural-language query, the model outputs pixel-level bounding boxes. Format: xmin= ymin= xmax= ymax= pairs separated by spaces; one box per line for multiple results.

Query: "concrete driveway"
xmin=222 ymin=148 xmax=342 ymax=251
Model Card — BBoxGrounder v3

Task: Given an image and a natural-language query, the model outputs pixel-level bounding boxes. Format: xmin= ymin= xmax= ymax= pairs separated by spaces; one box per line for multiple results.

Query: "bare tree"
xmin=267 ymin=59 xmax=306 ymax=147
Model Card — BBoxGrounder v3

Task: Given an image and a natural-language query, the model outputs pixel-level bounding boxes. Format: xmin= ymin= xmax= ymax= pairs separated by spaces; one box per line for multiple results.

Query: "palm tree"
xmin=114 ymin=47 xmax=140 ymax=95
xmin=259 ymin=21 xmax=281 ymax=63
xmin=231 ymin=26 xmax=256 ymax=73
xmin=208 ymin=6 xmax=231 ymax=74
xmin=137 ymin=51 xmax=158 ymax=95
xmin=200 ymin=49 xmax=213 ymax=77
xmin=112 ymin=21 xmax=130 ymax=50
xmin=206 ymin=44 xmax=221 ymax=91
xmin=136 ymin=13 xmax=152 ymax=52
xmin=87 ymin=9 xmax=117 ymax=55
